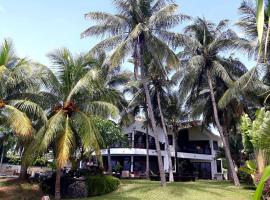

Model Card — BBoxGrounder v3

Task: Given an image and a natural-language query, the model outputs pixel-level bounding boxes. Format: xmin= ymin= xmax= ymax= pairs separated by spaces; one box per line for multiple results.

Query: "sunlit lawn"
xmin=72 ymin=179 xmax=254 ymax=200
xmin=0 ymin=178 xmax=254 ymax=200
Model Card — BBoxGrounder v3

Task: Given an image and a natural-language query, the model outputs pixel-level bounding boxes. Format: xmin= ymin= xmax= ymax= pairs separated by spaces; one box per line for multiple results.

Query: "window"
xmin=216 ymin=160 xmax=222 ymax=173
xmin=168 ymin=135 xmax=173 ymax=145
xmin=213 ymin=141 xmax=218 ymax=150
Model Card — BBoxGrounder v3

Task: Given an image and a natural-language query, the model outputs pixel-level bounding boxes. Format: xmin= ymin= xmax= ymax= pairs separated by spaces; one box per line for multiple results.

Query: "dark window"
xmin=168 ymin=135 xmax=173 ymax=145
xmin=213 ymin=141 xmax=218 ymax=150
xmin=216 ymin=160 xmax=222 ymax=173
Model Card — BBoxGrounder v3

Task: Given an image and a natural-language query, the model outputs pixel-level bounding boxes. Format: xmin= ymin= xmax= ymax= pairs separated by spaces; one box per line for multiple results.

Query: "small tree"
xmin=94 ymin=117 xmax=127 ymax=174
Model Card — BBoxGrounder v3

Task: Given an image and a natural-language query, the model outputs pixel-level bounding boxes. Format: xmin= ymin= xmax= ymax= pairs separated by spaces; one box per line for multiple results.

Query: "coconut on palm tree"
xmin=25 ymin=48 xmax=122 ymax=200
xmin=82 ymin=0 xmax=187 ymax=186
xmin=172 ymin=18 xmax=250 ymax=186
xmin=0 ymin=39 xmax=54 ymax=179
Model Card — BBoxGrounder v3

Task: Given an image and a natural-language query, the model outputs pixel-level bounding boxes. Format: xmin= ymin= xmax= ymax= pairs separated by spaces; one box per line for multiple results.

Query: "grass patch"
xmin=71 ymin=180 xmax=254 ymax=200
xmin=0 ymin=178 xmax=44 ymax=200
xmin=0 ymin=178 xmax=254 ymax=200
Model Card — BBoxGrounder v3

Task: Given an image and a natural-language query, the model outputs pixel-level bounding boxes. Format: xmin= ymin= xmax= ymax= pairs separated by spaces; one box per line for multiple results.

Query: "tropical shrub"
xmin=40 ymin=173 xmax=120 ymax=198
xmin=86 ymin=175 xmax=120 ymax=196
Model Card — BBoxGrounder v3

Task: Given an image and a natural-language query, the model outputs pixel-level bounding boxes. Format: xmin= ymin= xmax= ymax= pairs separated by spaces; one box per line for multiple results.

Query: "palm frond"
xmin=2 ymin=105 xmax=32 ymax=137
xmin=56 ymin=116 xmax=75 ymax=167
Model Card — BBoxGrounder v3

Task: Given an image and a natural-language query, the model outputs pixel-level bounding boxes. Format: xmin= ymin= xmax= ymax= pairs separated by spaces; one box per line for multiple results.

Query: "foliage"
xmin=0 ymin=39 xmax=50 ymax=138
xmin=87 ymin=175 xmax=120 ymax=196
xmin=94 ymin=117 xmax=128 ymax=148
xmin=32 ymin=155 xmax=49 ymax=167
xmin=240 ymin=108 xmax=270 ymax=199
xmin=6 ymin=152 xmax=21 ymax=165
xmin=25 ymin=49 xmax=122 ymax=169
xmin=253 ymin=165 xmax=270 ymax=200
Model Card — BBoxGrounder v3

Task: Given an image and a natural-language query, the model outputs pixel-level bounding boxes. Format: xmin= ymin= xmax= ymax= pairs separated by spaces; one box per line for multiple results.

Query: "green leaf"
xmin=253 ymin=165 xmax=270 ymax=200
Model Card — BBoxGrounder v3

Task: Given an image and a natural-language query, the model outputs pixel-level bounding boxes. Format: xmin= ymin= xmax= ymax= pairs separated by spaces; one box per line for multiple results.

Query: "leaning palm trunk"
xmin=157 ymin=91 xmax=174 ymax=182
xmin=55 ymin=167 xmax=61 ymax=200
xmin=138 ymin=37 xmax=166 ymax=186
xmin=206 ymin=70 xmax=240 ymax=186
xmin=107 ymin=147 xmax=112 ymax=175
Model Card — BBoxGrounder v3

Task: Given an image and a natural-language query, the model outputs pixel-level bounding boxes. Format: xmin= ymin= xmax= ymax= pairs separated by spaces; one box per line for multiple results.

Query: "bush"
xmin=87 ymin=175 xmax=120 ymax=196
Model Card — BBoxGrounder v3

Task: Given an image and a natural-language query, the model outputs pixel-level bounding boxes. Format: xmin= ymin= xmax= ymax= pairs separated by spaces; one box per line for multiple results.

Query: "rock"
xmin=67 ymin=180 xmax=88 ymax=198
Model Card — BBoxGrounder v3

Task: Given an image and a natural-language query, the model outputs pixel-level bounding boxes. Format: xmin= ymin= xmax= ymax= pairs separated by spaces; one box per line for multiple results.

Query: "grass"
xmin=72 ymin=180 xmax=254 ymax=200
xmin=0 ymin=178 xmax=44 ymax=200
xmin=0 ymin=178 xmax=254 ymax=200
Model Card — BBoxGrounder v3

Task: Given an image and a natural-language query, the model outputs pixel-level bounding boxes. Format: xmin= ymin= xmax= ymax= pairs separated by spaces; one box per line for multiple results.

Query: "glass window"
xmin=213 ymin=141 xmax=218 ymax=150
xmin=216 ymin=160 xmax=222 ymax=173
xmin=168 ymin=135 xmax=173 ymax=145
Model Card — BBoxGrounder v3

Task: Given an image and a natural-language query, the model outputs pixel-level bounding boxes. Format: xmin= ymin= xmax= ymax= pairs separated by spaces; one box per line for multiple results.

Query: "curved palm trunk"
xmin=157 ymin=91 xmax=174 ymax=182
xmin=138 ymin=38 xmax=166 ymax=186
xmin=206 ymin=70 xmax=240 ymax=186
xmin=55 ymin=167 xmax=61 ymax=200
xmin=107 ymin=147 xmax=112 ymax=175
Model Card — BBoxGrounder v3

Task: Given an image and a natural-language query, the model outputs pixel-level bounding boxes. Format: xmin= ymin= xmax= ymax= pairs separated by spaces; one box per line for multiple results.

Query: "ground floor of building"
xmin=102 ymin=155 xmax=223 ymax=180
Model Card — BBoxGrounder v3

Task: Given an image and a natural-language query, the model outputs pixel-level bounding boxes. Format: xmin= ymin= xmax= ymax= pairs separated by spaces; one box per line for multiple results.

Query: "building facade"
xmin=100 ymin=120 xmax=223 ymax=180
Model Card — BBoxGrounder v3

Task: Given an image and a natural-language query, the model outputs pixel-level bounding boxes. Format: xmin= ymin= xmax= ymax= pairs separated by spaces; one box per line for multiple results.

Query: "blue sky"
xmin=0 ymin=0 xmax=254 ymax=68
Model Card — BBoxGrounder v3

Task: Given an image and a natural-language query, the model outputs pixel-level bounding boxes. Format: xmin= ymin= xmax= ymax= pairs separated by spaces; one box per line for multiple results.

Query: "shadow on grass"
xmin=0 ymin=178 xmax=43 ymax=200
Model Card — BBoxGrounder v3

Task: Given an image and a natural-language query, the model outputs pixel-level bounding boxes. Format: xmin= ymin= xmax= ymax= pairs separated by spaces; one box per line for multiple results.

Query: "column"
xmin=132 ymin=128 xmax=135 ymax=148
xmin=164 ymin=154 xmax=169 ymax=172
xmin=211 ymin=159 xmax=216 ymax=180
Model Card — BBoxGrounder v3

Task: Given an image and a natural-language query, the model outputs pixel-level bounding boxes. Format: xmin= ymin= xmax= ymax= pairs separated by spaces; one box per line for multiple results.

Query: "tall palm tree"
xmin=219 ymin=0 xmax=270 ymax=112
xmin=82 ymin=0 xmax=185 ymax=186
xmin=0 ymin=39 xmax=52 ymax=179
xmin=26 ymin=48 xmax=121 ymax=200
xmin=173 ymin=18 xmax=246 ymax=186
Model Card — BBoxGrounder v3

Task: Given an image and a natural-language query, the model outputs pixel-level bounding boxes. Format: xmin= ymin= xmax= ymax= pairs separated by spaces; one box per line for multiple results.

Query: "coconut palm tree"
xmin=82 ymin=0 xmax=186 ymax=186
xmin=172 ymin=18 xmax=249 ymax=186
xmin=0 ymin=39 xmax=53 ymax=179
xmin=0 ymin=39 xmax=48 ymax=137
xmin=25 ymin=48 xmax=121 ymax=200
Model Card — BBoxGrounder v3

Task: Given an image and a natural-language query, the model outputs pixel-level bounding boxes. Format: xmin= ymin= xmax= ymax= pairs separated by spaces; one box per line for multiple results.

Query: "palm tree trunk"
xmin=19 ymin=148 xmax=29 ymax=180
xmin=107 ymin=147 xmax=112 ymax=175
xmin=138 ymin=38 xmax=166 ymax=186
xmin=144 ymin=101 xmax=150 ymax=179
xmin=206 ymin=70 xmax=240 ymax=186
xmin=0 ymin=145 xmax=4 ymax=170
xmin=145 ymin=110 xmax=150 ymax=179
xmin=55 ymin=167 xmax=61 ymax=200
xmin=157 ymin=91 xmax=174 ymax=182
xmin=19 ymin=162 xmax=28 ymax=180
xmin=174 ymin=129 xmax=178 ymax=174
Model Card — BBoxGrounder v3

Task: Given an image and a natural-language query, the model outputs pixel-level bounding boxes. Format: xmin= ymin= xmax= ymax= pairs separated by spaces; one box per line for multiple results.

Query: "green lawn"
xmin=74 ymin=180 xmax=254 ymax=200
xmin=0 ymin=178 xmax=254 ymax=200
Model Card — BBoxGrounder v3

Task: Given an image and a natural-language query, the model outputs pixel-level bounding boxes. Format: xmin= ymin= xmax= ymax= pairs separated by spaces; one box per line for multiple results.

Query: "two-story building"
xmin=100 ymin=120 xmax=223 ymax=180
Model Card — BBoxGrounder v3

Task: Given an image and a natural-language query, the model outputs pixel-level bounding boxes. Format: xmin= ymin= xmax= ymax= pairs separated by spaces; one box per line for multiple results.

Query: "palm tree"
xmin=26 ymin=48 xmax=121 ymax=200
xmin=0 ymin=39 xmax=52 ymax=179
xmin=218 ymin=1 xmax=270 ymax=112
xmin=82 ymin=0 xmax=185 ymax=186
xmin=173 ymin=18 xmax=246 ymax=186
